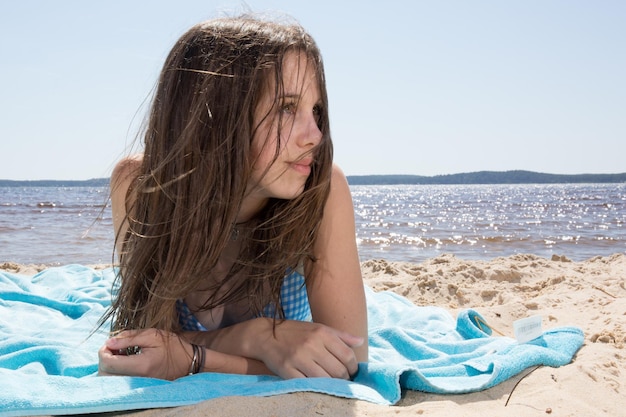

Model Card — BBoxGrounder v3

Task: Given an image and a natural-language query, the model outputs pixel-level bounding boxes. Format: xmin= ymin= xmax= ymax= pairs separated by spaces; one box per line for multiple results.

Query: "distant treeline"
xmin=1 ymin=170 xmax=626 ymax=187
xmin=346 ymin=170 xmax=626 ymax=185
xmin=0 ymin=178 xmax=110 ymax=187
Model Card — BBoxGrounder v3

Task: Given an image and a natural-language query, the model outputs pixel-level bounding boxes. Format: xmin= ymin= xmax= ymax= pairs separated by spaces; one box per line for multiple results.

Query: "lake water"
xmin=352 ymin=183 xmax=625 ymax=262
xmin=0 ymin=186 xmax=114 ymax=265
xmin=1 ymin=183 xmax=624 ymax=265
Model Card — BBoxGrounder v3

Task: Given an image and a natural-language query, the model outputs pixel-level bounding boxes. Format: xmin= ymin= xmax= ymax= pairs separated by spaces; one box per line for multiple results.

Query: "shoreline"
xmin=3 ymin=170 xmax=626 ymax=186
xmin=2 ymin=253 xmax=624 ymax=416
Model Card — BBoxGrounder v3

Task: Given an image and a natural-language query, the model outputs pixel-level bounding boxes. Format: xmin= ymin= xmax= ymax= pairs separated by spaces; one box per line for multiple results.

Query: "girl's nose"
xmin=300 ymin=113 xmax=322 ymax=148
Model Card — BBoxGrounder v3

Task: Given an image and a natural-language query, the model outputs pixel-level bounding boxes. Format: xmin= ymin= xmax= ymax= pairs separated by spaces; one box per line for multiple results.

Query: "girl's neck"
xmin=236 ymin=191 xmax=268 ymax=223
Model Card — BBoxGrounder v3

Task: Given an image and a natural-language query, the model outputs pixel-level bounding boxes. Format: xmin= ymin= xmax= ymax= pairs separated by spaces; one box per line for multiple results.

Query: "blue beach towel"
xmin=0 ymin=265 xmax=583 ymax=416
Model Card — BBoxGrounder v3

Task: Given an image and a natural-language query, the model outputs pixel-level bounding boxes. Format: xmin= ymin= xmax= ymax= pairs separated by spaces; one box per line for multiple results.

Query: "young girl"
xmin=97 ymin=16 xmax=368 ymax=381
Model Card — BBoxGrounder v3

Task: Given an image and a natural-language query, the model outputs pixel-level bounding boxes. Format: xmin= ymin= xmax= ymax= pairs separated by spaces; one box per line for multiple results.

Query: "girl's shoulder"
xmin=329 ymin=164 xmax=351 ymax=194
xmin=330 ymin=163 xmax=347 ymax=181
xmin=110 ymin=154 xmax=144 ymax=233
xmin=327 ymin=164 xmax=352 ymax=207
xmin=111 ymin=154 xmax=143 ymax=187
xmin=110 ymin=154 xmax=143 ymax=198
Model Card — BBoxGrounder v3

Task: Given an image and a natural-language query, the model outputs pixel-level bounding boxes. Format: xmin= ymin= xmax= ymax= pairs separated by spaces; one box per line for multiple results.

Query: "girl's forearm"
xmin=182 ymin=317 xmax=273 ymax=359
xmin=200 ymin=348 xmax=272 ymax=375
xmin=181 ymin=318 xmax=274 ymax=376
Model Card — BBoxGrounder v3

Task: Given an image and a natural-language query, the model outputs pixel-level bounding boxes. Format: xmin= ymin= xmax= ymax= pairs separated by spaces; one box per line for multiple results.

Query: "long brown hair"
xmin=101 ymin=16 xmax=333 ymax=332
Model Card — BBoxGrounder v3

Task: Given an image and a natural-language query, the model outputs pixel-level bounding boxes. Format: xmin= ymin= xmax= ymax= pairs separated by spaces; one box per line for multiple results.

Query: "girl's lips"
xmin=291 ymin=162 xmax=312 ymax=176
xmin=291 ymin=158 xmax=313 ymax=175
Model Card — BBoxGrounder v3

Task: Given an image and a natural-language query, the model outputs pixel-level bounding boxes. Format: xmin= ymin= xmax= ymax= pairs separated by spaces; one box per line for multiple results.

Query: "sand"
xmin=4 ymin=253 xmax=625 ymax=416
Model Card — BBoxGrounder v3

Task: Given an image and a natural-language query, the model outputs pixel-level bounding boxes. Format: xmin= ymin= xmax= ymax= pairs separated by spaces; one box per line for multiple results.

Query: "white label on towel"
xmin=513 ymin=315 xmax=543 ymax=343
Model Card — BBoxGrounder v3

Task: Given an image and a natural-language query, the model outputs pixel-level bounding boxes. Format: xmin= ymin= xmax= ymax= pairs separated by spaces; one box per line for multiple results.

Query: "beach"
xmin=3 ymin=252 xmax=624 ymax=416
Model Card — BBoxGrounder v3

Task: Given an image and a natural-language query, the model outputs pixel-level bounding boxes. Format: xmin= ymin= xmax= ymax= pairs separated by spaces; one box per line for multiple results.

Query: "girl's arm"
xmin=99 ymin=317 xmax=362 ymax=380
xmin=306 ymin=165 xmax=368 ymax=362
xmin=98 ymin=328 xmax=271 ymax=380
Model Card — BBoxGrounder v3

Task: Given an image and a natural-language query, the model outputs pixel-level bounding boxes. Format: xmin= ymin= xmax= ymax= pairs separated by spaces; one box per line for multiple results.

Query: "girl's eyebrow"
xmin=281 ymin=93 xmax=322 ymax=104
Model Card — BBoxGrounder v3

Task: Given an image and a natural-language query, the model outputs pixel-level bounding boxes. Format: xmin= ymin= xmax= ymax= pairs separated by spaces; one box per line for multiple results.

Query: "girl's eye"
xmin=313 ymin=104 xmax=323 ymax=125
xmin=282 ymin=102 xmax=297 ymax=115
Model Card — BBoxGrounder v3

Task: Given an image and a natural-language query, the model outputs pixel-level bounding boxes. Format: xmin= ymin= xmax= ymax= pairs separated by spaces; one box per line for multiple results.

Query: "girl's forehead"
xmin=284 ymin=52 xmax=317 ymax=88
xmin=266 ymin=51 xmax=318 ymax=95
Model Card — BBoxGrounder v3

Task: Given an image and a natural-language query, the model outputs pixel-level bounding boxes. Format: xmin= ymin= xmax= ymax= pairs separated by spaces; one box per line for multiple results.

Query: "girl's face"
xmin=244 ymin=51 xmax=323 ymax=214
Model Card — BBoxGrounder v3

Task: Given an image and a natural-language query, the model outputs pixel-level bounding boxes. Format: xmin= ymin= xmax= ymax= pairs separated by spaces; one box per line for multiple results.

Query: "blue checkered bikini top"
xmin=176 ymin=269 xmax=312 ymax=331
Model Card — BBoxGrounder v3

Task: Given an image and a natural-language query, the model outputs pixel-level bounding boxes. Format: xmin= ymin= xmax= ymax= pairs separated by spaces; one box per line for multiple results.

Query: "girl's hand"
xmin=98 ymin=329 xmax=192 ymax=380
xmin=252 ymin=319 xmax=364 ymax=380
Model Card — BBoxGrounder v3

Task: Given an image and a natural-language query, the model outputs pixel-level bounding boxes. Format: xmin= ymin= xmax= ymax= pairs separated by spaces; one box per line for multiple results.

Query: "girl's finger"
xmin=104 ymin=329 xmax=155 ymax=351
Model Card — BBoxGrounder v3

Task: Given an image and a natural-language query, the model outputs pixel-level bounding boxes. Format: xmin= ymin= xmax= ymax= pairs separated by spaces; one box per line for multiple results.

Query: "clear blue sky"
xmin=1 ymin=0 xmax=624 ymax=180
